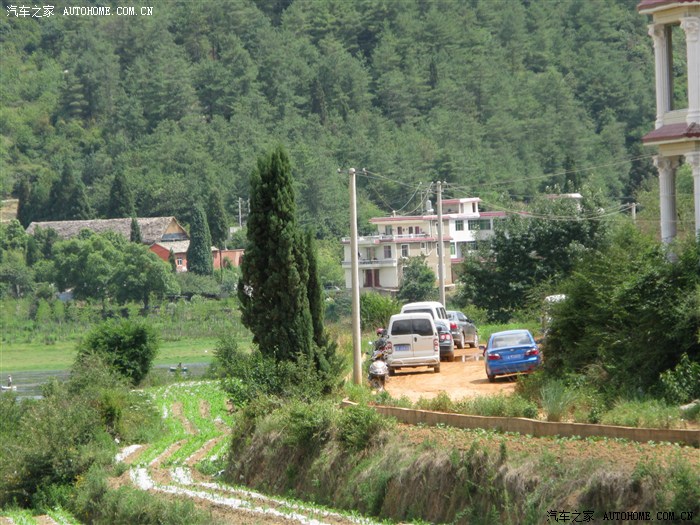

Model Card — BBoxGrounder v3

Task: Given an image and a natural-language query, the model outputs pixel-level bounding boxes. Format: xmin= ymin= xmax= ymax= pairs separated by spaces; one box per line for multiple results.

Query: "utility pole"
xmin=436 ymin=181 xmax=446 ymax=306
xmin=238 ymin=198 xmax=242 ymax=228
xmin=631 ymin=202 xmax=637 ymax=223
xmin=340 ymin=167 xmax=363 ymax=385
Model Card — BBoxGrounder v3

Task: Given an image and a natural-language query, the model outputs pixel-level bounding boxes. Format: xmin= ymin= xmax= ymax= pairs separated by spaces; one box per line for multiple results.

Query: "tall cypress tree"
xmin=16 ymin=178 xmax=32 ymax=227
xmin=186 ymin=205 xmax=213 ymax=275
xmin=130 ymin=217 xmax=142 ymax=243
xmin=304 ymin=229 xmax=326 ymax=348
xmin=207 ymin=190 xmax=229 ymax=250
xmin=237 ymin=146 xmax=313 ymax=362
xmin=107 ymin=171 xmax=136 ymax=218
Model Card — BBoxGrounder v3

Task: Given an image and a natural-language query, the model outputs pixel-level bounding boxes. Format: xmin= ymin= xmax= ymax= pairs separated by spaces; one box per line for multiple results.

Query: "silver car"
xmin=446 ymin=310 xmax=478 ymax=349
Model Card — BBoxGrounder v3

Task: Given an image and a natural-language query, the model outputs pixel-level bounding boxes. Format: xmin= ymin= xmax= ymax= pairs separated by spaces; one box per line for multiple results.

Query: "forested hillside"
xmin=2 ymin=0 xmax=657 ymax=238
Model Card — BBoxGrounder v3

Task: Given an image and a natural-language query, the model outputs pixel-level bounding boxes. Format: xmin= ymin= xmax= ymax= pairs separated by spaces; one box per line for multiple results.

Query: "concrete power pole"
xmin=340 ymin=168 xmax=363 ymax=385
xmin=436 ymin=181 xmax=446 ymax=306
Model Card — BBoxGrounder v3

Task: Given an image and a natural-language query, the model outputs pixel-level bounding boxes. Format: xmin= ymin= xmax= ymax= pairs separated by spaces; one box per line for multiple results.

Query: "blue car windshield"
xmin=491 ymin=334 xmax=532 ymax=348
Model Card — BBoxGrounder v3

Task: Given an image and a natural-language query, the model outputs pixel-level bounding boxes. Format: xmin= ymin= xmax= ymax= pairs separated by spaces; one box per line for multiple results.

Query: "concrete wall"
xmin=341 ymin=400 xmax=700 ymax=447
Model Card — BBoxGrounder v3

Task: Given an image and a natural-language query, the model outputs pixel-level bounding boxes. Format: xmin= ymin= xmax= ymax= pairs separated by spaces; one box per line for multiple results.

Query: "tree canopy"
xmin=2 ymin=0 xmax=660 ymax=239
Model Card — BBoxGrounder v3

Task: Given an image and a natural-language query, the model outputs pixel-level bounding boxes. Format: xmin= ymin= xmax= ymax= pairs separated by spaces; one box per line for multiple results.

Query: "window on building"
xmin=176 ymin=258 xmax=183 ymax=266
xmin=386 ymin=225 xmax=393 ymax=235
xmin=455 ymin=220 xmax=464 ymax=231
xmin=468 ymin=219 xmax=491 ymax=231
xmin=384 ymin=245 xmax=391 ymax=258
xmin=450 ymin=243 xmax=456 ymax=256
xmin=397 ymin=226 xmax=403 ymax=235
xmin=401 ymin=244 xmax=409 ymax=257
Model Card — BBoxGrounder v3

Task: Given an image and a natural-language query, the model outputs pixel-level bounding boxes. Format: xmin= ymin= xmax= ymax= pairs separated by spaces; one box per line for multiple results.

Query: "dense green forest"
xmin=2 ymin=0 xmax=660 ymax=238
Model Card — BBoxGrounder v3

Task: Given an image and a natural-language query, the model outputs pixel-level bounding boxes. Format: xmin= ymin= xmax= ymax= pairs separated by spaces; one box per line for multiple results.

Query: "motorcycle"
xmin=368 ymin=328 xmax=391 ymax=391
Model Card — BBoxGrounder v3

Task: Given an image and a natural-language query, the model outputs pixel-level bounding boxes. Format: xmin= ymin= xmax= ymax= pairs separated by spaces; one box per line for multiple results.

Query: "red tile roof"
xmin=642 ymin=122 xmax=700 ymax=144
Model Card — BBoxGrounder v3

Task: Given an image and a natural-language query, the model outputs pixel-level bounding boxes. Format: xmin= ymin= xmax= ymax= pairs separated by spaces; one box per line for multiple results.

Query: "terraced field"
xmin=113 ymin=381 xmax=382 ymax=525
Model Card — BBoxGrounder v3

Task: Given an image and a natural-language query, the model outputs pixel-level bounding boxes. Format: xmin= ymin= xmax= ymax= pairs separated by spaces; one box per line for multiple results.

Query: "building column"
xmin=649 ymin=24 xmax=672 ymax=129
xmin=681 ymin=17 xmax=700 ymax=125
xmin=686 ymin=152 xmax=700 ymax=238
xmin=654 ymin=155 xmax=680 ymax=244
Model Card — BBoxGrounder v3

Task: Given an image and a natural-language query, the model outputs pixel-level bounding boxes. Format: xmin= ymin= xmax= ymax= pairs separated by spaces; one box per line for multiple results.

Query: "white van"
xmin=400 ymin=301 xmax=453 ymax=361
xmin=400 ymin=301 xmax=449 ymax=322
xmin=385 ymin=312 xmax=440 ymax=374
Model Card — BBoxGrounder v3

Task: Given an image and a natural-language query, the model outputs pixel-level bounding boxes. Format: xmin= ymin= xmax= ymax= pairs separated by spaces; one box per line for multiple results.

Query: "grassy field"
xmin=0 ymin=337 xmax=240 ymax=373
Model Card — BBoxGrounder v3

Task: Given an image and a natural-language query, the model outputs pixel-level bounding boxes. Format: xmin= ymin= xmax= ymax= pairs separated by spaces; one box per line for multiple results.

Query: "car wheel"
xmin=434 ymin=364 xmax=441 ymax=373
xmin=388 ymin=367 xmax=396 ymax=376
xmin=487 ymin=373 xmax=495 ymax=383
xmin=471 ymin=334 xmax=479 ymax=348
xmin=447 ymin=353 xmax=455 ymax=362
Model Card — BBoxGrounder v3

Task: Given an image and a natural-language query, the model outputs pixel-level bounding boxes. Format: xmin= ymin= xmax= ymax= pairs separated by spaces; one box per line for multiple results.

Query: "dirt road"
xmin=384 ymin=345 xmax=517 ymax=402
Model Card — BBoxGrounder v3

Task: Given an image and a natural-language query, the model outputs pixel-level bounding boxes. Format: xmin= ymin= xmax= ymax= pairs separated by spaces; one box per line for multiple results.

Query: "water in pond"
xmin=1 ymin=362 xmax=210 ymax=399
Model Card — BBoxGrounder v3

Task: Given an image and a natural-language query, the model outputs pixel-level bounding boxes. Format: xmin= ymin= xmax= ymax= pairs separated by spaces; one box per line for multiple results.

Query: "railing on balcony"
xmin=341 ymin=257 xmax=398 ymax=269
xmin=341 ymin=233 xmax=430 ymax=243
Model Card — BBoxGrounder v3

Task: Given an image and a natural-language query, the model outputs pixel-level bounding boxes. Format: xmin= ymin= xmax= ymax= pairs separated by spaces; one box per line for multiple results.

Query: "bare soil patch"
xmin=172 ymin=401 xmax=198 ymax=435
xmin=385 ymin=346 xmax=516 ymax=402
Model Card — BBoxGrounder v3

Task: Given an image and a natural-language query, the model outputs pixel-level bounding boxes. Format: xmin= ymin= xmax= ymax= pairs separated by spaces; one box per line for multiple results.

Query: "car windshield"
xmin=491 ymin=333 xmax=531 ymax=348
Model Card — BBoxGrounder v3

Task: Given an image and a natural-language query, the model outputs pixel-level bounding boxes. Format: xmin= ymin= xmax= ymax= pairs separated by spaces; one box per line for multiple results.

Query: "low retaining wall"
xmin=341 ymin=400 xmax=700 ymax=447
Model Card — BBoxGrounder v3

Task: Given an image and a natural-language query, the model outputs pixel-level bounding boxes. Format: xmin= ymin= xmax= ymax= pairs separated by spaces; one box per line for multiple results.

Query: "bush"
xmin=71 ymin=466 xmax=215 ymax=525
xmin=416 ymin=391 xmax=455 ymax=412
xmin=540 ymin=380 xmax=577 ymax=422
xmin=337 ymin=404 xmax=393 ymax=453
xmin=456 ymin=394 xmax=538 ymax=419
xmin=658 ymin=353 xmax=700 ymax=404
xmin=543 ymin=231 xmax=700 ymax=396
xmin=600 ymin=399 xmax=681 ymax=429
xmin=76 ymin=318 xmax=159 ymax=385
xmin=277 ymin=400 xmax=336 ymax=448
xmin=360 ymin=292 xmax=399 ymax=331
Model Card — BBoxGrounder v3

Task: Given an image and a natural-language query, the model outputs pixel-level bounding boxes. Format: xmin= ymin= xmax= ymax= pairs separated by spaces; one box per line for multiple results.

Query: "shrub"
xmin=337 ymin=404 xmax=393 ymax=453
xmin=456 ymin=394 xmax=539 ymax=419
xmin=416 ymin=391 xmax=455 ymax=413
xmin=76 ymin=318 xmax=159 ymax=385
xmin=658 ymin=353 xmax=700 ymax=404
xmin=360 ymin=292 xmax=399 ymax=331
xmin=600 ymin=399 xmax=681 ymax=429
xmin=540 ymin=380 xmax=576 ymax=422
xmin=71 ymin=466 xmax=215 ymax=525
xmin=278 ymin=400 xmax=336 ymax=448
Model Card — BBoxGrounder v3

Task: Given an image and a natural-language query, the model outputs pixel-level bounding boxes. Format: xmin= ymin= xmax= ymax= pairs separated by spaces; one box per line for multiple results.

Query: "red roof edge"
xmin=642 ymin=122 xmax=700 ymax=144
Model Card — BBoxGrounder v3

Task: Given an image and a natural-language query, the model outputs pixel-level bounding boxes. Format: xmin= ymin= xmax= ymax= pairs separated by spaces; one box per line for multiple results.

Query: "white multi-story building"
xmin=341 ymin=198 xmax=505 ymax=292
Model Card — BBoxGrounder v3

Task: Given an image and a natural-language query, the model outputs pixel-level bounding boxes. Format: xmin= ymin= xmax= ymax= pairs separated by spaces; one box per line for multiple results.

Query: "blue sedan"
xmin=484 ymin=329 xmax=541 ymax=382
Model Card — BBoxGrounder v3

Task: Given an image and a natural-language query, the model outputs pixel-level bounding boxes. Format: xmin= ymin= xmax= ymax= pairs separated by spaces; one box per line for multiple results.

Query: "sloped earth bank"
xmin=117 ymin=378 xmax=699 ymax=524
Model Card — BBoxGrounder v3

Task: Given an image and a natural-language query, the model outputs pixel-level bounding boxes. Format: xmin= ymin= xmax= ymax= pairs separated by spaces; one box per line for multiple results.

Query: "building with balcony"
xmin=341 ymin=198 xmax=505 ymax=292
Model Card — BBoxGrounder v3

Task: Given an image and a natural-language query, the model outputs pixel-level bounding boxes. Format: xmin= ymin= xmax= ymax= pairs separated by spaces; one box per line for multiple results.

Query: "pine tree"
xmin=237 ymin=146 xmax=314 ymax=362
xmin=107 ymin=171 xmax=136 ymax=218
xmin=48 ymin=166 xmax=92 ymax=221
xmin=16 ymin=178 xmax=32 ymax=227
xmin=130 ymin=217 xmax=142 ymax=243
xmin=168 ymin=248 xmax=177 ymax=273
xmin=186 ymin=205 xmax=213 ymax=275
xmin=304 ymin=229 xmax=326 ymax=348
xmin=207 ymin=190 xmax=229 ymax=250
